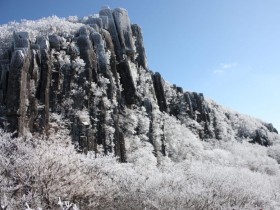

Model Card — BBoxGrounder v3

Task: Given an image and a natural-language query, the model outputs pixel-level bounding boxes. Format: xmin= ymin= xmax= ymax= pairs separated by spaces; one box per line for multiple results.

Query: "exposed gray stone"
xmin=6 ymin=50 xmax=29 ymax=135
xmin=184 ymin=92 xmax=194 ymax=118
xmin=92 ymin=31 xmax=116 ymax=99
xmin=142 ymin=98 xmax=154 ymax=147
xmin=0 ymin=60 xmax=10 ymax=104
xmin=37 ymin=49 xmax=51 ymax=134
xmin=87 ymin=17 xmax=103 ymax=29
xmin=117 ymin=60 xmax=137 ymax=105
xmin=37 ymin=36 xmax=49 ymax=50
xmin=99 ymin=8 xmax=123 ymax=60
xmin=13 ymin=32 xmax=30 ymax=50
xmin=89 ymin=24 xmax=99 ymax=32
xmin=100 ymin=16 xmax=109 ymax=29
xmin=250 ymin=129 xmax=270 ymax=146
xmin=264 ymin=123 xmax=278 ymax=134
xmin=176 ymin=86 xmax=183 ymax=93
xmin=30 ymin=44 xmax=40 ymax=50
xmin=152 ymin=72 xmax=167 ymax=112
xmin=131 ymin=24 xmax=147 ymax=69
xmin=79 ymin=26 xmax=90 ymax=36
xmin=49 ymin=35 xmax=61 ymax=50
xmin=77 ymin=30 xmax=98 ymax=83
xmin=91 ymin=32 xmax=107 ymax=71
xmin=113 ymin=8 xmax=135 ymax=56
xmin=143 ymin=98 xmax=153 ymax=114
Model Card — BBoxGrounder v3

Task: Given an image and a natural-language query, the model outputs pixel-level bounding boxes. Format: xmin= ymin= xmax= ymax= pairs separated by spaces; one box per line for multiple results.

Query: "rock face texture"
xmin=0 ymin=8 xmax=279 ymax=162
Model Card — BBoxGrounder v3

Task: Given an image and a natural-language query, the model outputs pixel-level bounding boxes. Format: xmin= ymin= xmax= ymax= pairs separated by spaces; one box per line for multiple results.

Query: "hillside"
xmin=0 ymin=7 xmax=280 ymax=210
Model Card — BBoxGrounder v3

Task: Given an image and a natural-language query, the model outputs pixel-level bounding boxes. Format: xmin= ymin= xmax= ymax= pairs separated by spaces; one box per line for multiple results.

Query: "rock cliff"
xmin=0 ymin=8 xmax=279 ymax=162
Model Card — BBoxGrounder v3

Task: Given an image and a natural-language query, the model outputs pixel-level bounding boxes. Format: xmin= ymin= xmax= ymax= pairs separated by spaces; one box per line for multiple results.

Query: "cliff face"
xmin=0 ymin=8 xmax=279 ymax=162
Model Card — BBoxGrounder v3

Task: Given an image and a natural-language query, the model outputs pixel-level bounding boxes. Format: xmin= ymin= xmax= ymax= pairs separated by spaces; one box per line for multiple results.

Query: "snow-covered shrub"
xmin=268 ymin=143 xmax=280 ymax=164
xmin=0 ymin=130 xmax=119 ymax=209
xmin=0 ymin=16 xmax=83 ymax=43
xmin=0 ymin=127 xmax=280 ymax=209
xmin=202 ymin=140 xmax=279 ymax=175
xmin=163 ymin=113 xmax=203 ymax=161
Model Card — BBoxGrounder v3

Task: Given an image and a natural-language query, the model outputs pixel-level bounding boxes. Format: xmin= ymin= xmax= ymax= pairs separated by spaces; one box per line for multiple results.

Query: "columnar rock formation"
xmin=0 ymin=8 xmax=278 ymax=162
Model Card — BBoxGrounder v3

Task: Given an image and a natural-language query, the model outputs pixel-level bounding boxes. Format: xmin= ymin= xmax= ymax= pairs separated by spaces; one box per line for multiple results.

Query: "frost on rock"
xmin=131 ymin=24 xmax=147 ymax=69
xmin=37 ymin=36 xmax=49 ymax=50
xmin=113 ymin=8 xmax=135 ymax=56
xmin=0 ymin=7 xmax=280 ymax=210
xmin=99 ymin=8 xmax=122 ymax=60
xmin=0 ymin=7 xmax=279 ymax=164
xmin=91 ymin=32 xmax=107 ymax=71
xmin=76 ymin=110 xmax=90 ymax=126
xmin=13 ymin=31 xmax=30 ymax=52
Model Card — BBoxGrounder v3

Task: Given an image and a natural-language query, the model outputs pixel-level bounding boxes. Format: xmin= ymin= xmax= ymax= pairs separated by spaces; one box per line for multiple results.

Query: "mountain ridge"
xmin=1 ymin=7 xmax=280 ymax=210
xmin=0 ymin=7 xmax=279 ymax=162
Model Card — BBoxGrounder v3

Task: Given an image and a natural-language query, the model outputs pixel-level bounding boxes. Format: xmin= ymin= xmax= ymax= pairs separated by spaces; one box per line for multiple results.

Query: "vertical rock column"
xmin=143 ymin=98 xmax=154 ymax=145
xmin=37 ymin=36 xmax=51 ymax=134
xmin=0 ymin=60 xmax=10 ymax=104
xmin=91 ymin=31 xmax=114 ymax=99
xmin=113 ymin=8 xmax=135 ymax=57
xmin=99 ymin=8 xmax=122 ymax=61
xmin=6 ymin=32 xmax=31 ymax=135
xmin=100 ymin=8 xmax=138 ymax=106
xmin=6 ymin=51 xmax=28 ymax=134
xmin=131 ymin=24 xmax=147 ymax=69
xmin=27 ymin=50 xmax=40 ymax=132
xmin=100 ymin=28 xmax=127 ymax=162
xmin=96 ymin=99 xmax=108 ymax=153
xmin=184 ymin=92 xmax=194 ymax=119
xmin=184 ymin=92 xmax=211 ymax=138
xmin=77 ymin=27 xmax=98 ymax=108
xmin=152 ymin=72 xmax=168 ymax=112
xmin=112 ymin=8 xmax=138 ymax=105
xmin=48 ymin=35 xmax=63 ymax=112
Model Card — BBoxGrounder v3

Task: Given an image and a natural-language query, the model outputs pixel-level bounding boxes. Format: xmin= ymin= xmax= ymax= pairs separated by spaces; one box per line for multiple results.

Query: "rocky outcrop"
xmin=113 ymin=8 xmax=135 ymax=56
xmin=152 ymin=72 xmax=168 ymax=112
xmin=131 ymin=24 xmax=147 ymax=69
xmin=99 ymin=8 xmax=123 ymax=61
xmin=0 ymin=7 xmax=279 ymax=162
xmin=0 ymin=59 xmax=10 ymax=104
xmin=250 ymin=129 xmax=270 ymax=146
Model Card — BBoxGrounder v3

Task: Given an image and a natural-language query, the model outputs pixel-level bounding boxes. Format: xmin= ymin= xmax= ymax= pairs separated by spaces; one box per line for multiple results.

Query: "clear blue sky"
xmin=1 ymin=0 xmax=280 ymax=130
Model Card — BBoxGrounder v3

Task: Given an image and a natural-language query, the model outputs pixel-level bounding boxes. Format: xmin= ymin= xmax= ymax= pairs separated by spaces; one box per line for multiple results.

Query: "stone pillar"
xmin=131 ymin=24 xmax=147 ymax=69
xmin=152 ymin=72 xmax=168 ymax=112
xmin=99 ymin=8 xmax=123 ymax=61
xmin=37 ymin=36 xmax=51 ymax=134
xmin=113 ymin=8 xmax=135 ymax=57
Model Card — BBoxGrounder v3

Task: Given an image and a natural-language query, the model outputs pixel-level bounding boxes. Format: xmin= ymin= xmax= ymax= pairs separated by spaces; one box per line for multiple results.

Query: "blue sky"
xmin=1 ymin=0 xmax=280 ymax=130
